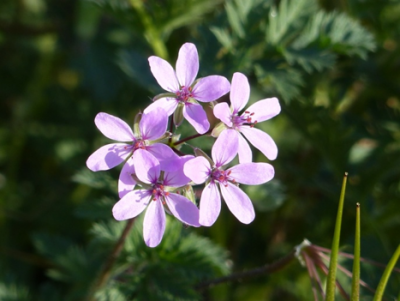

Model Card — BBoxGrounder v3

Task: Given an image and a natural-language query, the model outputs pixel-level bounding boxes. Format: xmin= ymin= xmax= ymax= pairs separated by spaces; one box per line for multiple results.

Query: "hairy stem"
xmin=195 ymin=249 xmax=296 ymax=290
xmin=174 ymin=129 xmax=212 ymax=146
xmin=86 ymin=218 xmax=136 ymax=300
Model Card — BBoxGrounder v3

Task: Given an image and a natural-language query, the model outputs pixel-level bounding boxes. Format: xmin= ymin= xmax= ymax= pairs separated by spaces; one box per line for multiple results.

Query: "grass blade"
xmin=351 ymin=203 xmax=361 ymax=301
xmin=373 ymin=244 xmax=400 ymax=301
xmin=326 ymin=172 xmax=348 ymax=301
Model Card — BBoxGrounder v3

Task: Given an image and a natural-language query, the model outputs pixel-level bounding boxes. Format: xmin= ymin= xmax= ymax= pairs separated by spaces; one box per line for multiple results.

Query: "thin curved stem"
xmin=86 ymin=218 xmax=136 ymax=301
xmin=174 ymin=129 xmax=212 ymax=146
xmin=195 ymin=249 xmax=296 ymax=291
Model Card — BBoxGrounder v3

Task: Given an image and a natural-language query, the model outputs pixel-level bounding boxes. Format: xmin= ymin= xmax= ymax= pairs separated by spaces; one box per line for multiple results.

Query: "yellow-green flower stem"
xmin=351 ymin=203 xmax=361 ymax=301
xmin=129 ymin=0 xmax=168 ymax=59
xmin=373 ymin=244 xmax=400 ymax=301
xmin=326 ymin=172 xmax=348 ymax=301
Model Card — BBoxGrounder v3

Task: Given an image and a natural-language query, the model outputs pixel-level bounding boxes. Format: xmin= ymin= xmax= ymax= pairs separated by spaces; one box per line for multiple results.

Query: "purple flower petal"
xmin=146 ymin=143 xmax=179 ymax=172
xmin=112 ymin=189 xmax=151 ymax=220
xmin=237 ymin=133 xmax=252 ymax=163
xmin=230 ymin=72 xmax=250 ymax=114
xmin=163 ymin=155 xmax=194 ymax=187
xmin=143 ymin=97 xmax=178 ymax=116
xmin=228 ymin=162 xmax=274 ymax=185
xmin=199 ymin=182 xmax=221 ymax=226
xmin=165 ymin=193 xmax=200 ymax=227
xmin=245 ymin=97 xmax=281 ymax=123
xmin=239 ymin=126 xmax=278 ymax=160
xmin=148 ymin=56 xmax=180 ymax=92
xmin=139 ymin=108 xmax=168 ymax=140
xmin=94 ymin=112 xmax=134 ymax=142
xmin=183 ymin=103 xmax=210 ymax=134
xmin=86 ymin=143 xmax=132 ymax=171
xmin=220 ymin=182 xmax=255 ymax=224
xmin=132 ymin=149 xmax=160 ymax=184
xmin=212 ymin=129 xmax=238 ymax=167
xmin=192 ymin=75 xmax=230 ymax=103
xmin=213 ymin=102 xmax=233 ymax=127
xmin=143 ymin=199 xmax=166 ymax=248
xmin=176 ymin=43 xmax=199 ymax=87
xmin=183 ymin=156 xmax=211 ymax=184
xmin=118 ymin=157 xmax=136 ymax=198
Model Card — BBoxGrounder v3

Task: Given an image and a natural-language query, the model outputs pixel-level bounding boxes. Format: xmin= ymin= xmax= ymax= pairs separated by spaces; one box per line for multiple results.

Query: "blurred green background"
xmin=1 ymin=0 xmax=400 ymax=300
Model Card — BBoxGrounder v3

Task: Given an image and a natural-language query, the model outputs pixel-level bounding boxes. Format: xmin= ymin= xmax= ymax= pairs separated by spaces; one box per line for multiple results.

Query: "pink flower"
xmin=86 ymin=108 xmax=176 ymax=172
xmin=113 ymin=150 xmax=200 ymax=248
xmin=213 ymin=72 xmax=281 ymax=163
xmin=184 ymin=129 xmax=275 ymax=226
xmin=145 ymin=43 xmax=230 ymax=134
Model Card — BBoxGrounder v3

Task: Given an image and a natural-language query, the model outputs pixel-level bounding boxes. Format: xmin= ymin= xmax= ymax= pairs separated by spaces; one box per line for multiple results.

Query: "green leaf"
xmin=72 ymin=168 xmax=116 ymax=190
xmin=255 ymin=64 xmax=304 ymax=101
xmin=266 ymin=0 xmax=318 ymax=46
xmin=210 ymin=26 xmax=234 ymax=52
xmin=100 ymin=218 xmax=231 ymax=300
xmin=161 ymin=0 xmax=223 ymax=39
xmin=293 ymin=11 xmax=376 ymax=58
xmin=226 ymin=1 xmax=245 ymax=38
xmin=283 ymin=47 xmax=336 ymax=73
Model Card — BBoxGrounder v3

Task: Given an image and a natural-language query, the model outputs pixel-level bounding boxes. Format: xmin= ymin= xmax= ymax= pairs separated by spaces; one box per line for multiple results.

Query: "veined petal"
xmin=147 ymin=143 xmax=179 ymax=172
xmin=176 ymin=43 xmax=199 ymax=87
xmin=183 ymin=103 xmax=210 ymax=134
xmin=118 ymin=157 xmax=136 ymax=198
xmin=94 ymin=112 xmax=134 ymax=142
xmin=132 ymin=149 xmax=160 ymax=184
xmin=165 ymin=193 xmax=200 ymax=227
xmin=112 ymin=189 xmax=151 ymax=221
xmin=143 ymin=97 xmax=178 ymax=116
xmin=212 ymin=129 xmax=238 ymax=167
xmin=228 ymin=162 xmax=274 ymax=185
xmin=143 ymin=199 xmax=166 ymax=248
xmin=148 ymin=56 xmax=180 ymax=92
xmin=220 ymin=182 xmax=255 ymax=224
xmin=192 ymin=75 xmax=230 ymax=102
xmin=238 ymin=133 xmax=252 ymax=163
xmin=230 ymin=72 xmax=250 ymax=114
xmin=86 ymin=143 xmax=132 ymax=171
xmin=140 ymin=108 xmax=168 ymax=140
xmin=199 ymin=182 xmax=221 ymax=226
xmin=213 ymin=102 xmax=233 ymax=127
xmin=183 ymin=156 xmax=211 ymax=184
xmin=163 ymin=155 xmax=194 ymax=186
xmin=239 ymin=126 xmax=278 ymax=160
xmin=245 ymin=97 xmax=281 ymax=123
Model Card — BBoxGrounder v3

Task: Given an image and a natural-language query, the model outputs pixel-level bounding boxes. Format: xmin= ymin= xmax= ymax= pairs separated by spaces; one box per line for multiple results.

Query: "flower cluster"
xmin=87 ymin=43 xmax=280 ymax=247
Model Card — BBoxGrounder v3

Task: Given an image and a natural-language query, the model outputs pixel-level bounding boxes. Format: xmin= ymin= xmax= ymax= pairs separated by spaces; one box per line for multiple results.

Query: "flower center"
xmin=231 ymin=110 xmax=258 ymax=129
xmin=176 ymin=86 xmax=193 ymax=103
xmin=133 ymin=139 xmax=147 ymax=151
xmin=151 ymin=183 xmax=169 ymax=203
xmin=211 ymin=168 xmax=235 ymax=187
